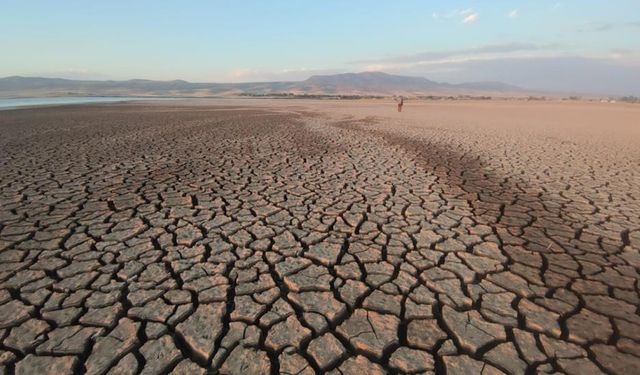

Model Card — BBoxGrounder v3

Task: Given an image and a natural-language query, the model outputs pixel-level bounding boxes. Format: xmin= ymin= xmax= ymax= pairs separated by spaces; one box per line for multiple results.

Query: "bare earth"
xmin=0 ymin=100 xmax=639 ymax=375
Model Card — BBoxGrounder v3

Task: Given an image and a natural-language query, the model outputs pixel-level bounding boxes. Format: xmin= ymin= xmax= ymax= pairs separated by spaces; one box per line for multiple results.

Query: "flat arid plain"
xmin=1 ymin=100 xmax=639 ymax=375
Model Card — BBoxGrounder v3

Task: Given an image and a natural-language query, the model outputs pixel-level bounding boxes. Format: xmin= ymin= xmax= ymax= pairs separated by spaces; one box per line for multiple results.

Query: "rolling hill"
xmin=0 ymin=72 xmax=526 ymax=98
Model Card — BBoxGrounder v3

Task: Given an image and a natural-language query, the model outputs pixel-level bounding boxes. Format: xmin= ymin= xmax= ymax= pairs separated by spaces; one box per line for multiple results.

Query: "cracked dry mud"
xmin=0 ymin=101 xmax=639 ymax=375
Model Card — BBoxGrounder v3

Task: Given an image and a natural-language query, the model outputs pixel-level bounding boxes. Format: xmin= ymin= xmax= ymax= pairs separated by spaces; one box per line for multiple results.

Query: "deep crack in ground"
xmin=0 ymin=102 xmax=639 ymax=375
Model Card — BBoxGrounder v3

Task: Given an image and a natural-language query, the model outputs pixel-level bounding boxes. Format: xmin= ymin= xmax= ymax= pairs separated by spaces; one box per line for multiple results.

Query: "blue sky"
xmin=1 ymin=1 xmax=639 ymax=94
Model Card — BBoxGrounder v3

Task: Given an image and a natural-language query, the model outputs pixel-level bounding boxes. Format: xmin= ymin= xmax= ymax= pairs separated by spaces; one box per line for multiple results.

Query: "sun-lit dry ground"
xmin=0 ymin=100 xmax=639 ymax=374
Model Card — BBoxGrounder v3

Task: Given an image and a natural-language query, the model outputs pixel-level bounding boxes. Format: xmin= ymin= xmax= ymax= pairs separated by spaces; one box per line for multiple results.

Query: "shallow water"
xmin=0 ymin=96 xmax=173 ymax=110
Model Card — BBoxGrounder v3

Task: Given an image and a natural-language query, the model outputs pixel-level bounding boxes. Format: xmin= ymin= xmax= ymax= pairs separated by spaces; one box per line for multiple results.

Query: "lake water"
xmin=0 ymin=96 xmax=175 ymax=110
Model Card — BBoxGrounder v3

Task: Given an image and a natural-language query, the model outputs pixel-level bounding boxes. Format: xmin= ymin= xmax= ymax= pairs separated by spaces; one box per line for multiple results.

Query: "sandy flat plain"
xmin=0 ymin=99 xmax=639 ymax=374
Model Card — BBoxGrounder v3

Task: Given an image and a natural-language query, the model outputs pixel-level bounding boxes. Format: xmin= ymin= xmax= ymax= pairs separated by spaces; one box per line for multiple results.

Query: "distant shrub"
xmin=620 ymin=96 xmax=640 ymax=103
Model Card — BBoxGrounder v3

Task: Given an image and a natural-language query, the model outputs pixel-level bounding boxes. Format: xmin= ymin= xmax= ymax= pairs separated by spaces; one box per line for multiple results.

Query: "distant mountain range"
xmin=0 ymin=72 xmax=528 ymax=98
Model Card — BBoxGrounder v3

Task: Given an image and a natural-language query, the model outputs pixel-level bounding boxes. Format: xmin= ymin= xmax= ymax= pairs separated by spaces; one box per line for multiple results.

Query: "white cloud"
xmin=508 ymin=10 xmax=519 ymax=18
xmin=578 ymin=21 xmax=640 ymax=33
xmin=228 ymin=68 xmax=256 ymax=80
xmin=224 ymin=67 xmax=342 ymax=82
xmin=432 ymin=8 xmax=478 ymax=24
xmin=432 ymin=9 xmax=460 ymax=20
xmin=463 ymin=13 xmax=479 ymax=24
xmin=363 ymin=64 xmax=387 ymax=72
xmin=351 ymin=42 xmax=560 ymax=65
xmin=609 ymin=48 xmax=640 ymax=61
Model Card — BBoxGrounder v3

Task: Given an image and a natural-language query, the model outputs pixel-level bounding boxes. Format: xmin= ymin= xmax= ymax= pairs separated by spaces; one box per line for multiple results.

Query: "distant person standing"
xmin=395 ymin=96 xmax=404 ymax=112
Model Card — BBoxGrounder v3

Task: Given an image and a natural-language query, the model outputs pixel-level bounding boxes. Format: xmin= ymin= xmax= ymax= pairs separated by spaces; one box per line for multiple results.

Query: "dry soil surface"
xmin=0 ymin=100 xmax=639 ymax=375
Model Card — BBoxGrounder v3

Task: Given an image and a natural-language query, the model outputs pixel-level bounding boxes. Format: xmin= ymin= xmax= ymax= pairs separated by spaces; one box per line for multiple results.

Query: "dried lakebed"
xmin=0 ymin=102 xmax=638 ymax=374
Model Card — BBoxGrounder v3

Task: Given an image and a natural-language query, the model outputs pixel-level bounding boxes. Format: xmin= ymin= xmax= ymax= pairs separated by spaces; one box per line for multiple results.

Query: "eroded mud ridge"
xmin=0 ymin=104 xmax=638 ymax=375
